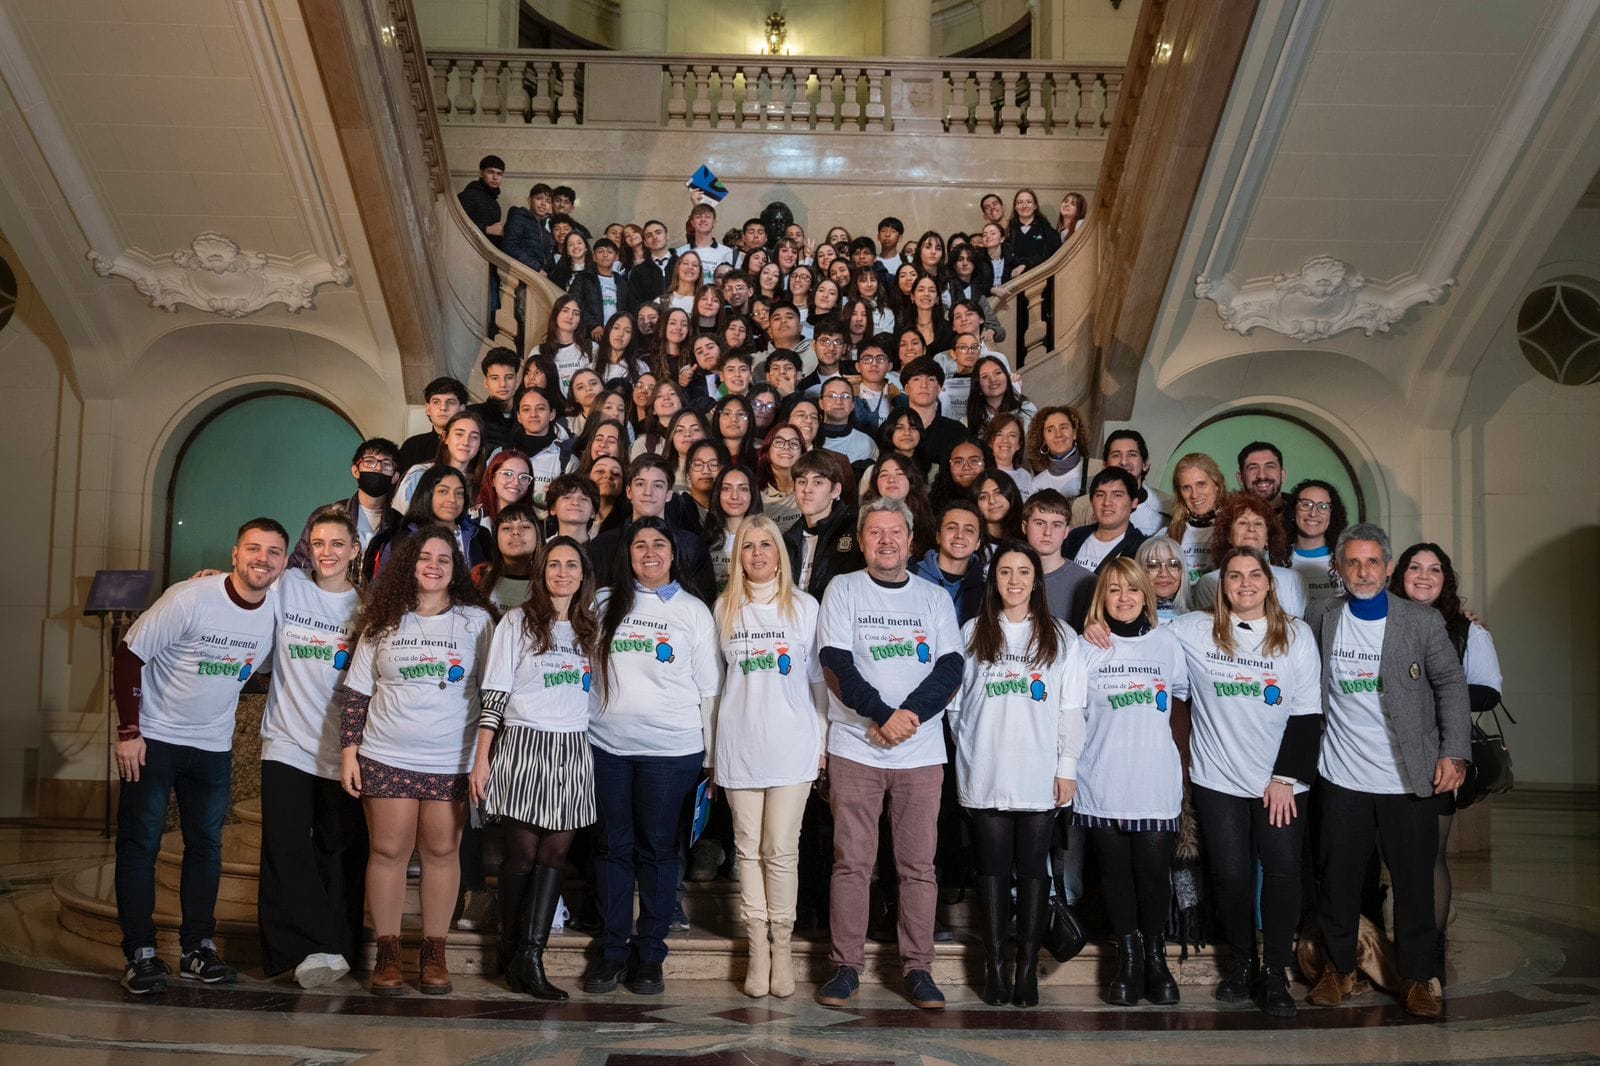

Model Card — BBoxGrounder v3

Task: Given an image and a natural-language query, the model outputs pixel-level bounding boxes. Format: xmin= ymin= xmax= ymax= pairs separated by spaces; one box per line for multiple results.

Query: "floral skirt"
xmin=357 ymin=754 xmax=468 ymax=802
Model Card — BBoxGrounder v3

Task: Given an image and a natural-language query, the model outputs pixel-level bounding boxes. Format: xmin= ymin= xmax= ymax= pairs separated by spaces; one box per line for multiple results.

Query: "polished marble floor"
xmin=0 ymin=792 xmax=1596 ymax=1065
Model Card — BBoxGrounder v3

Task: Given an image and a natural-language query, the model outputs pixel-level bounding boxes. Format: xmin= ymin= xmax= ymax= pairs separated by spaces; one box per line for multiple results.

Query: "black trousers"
xmin=1193 ymin=783 xmax=1304 ymax=968
xmin=1318 ymin=780 xmax=1443 ymax=982
xmin=256 ymin=759 xmax=368 ymax=977
xmin=1086 ymin=827 xmax=1174 ymax=938
xmin=968 ymin=808 xmax=1055 ymax=880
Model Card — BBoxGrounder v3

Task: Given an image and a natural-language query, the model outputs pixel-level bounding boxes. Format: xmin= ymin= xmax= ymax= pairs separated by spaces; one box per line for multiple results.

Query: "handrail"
xmin=992 ymin=221 xmax=1102 ymax=404
xmin=439 ymin=188 xmax=563 ymax=368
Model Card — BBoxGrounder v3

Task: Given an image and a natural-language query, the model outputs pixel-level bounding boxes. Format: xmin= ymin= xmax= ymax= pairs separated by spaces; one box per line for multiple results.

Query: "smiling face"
xmin=1231 ymin=510 xmax=1270 ymax=552
xmin=551 ymin=487 xmax=594 ymax=528
xmin=947 ymin=442 xmax=986 ymax=488
xmin=629 ymin=527 xmax=674 ymax=587
xmin=1222 ymin=554 xmax=1270 ymax=617
xmin=517 ymin=391 xmax=552 ymax=436
xmin=1338 ymin=538 xmax=1393 ymax=600
xmin=414 ymin=536 xmax=455 ymax=594
xmin=543 ymin=543 xmax=584 ymax=599
xmin=861 ymin=508 xmax=911 ymax=580
xmin=987 ymin=420 xmax=1021 ymax=466
xmin=1102 ymin=572 xmax=1146 ymax=623
xmin=493 ymin=456 xmax=533 ymax=507
xmin=912 ymin=275 xmax=939 ymax=310
xmin=232 ymin=528 xmax=288 ymax=593
xmin=767 ymin=427 xmax=802 ymax=471
xmin=993 ymin=550 xmax=1035 ymax=613
xmin=1177 ymin=465 xmax=1221 ymax=515
xmin=308 ymin=520 xmax=359 ymax=582
xmin=1144 ymin=549 xmax=1184 ymax=601
xmin=1240 ymin=448 xmax=1284 ymax=501
xmin=588 ymin=457 xmax=623 ymax=501
xmin=938 ymin=507 xmax=981 ymax=563
xmin=719 ymin=469 xmax=753 ymax=518
xmin=445 ymin=420 xmax=482 ymax=465
xmin=1294 ymin=485 xmax=1333 ymax=539
xmin=1401 ymin=549 xmax=1444 ymax=606
xmin=664 ymin=311 xmax=690 ymax=345
xmin=430 ymin=475 xmax=467 ymax=523
xmin=739 ymin=526 xmax=781 ymax=584
xmin=813 ymin=279 xmax=840 ymax=314
xmin=874 ymin=458 xmax=911 ymax=501
xmin=890 ymin=416 xmax=921 ymax=455
xmin=628 ymin=465 xmax=671 ymax=518
xmin=787 ymin=401 xmax=820 ymax=445
xmin=1092 ymin=479 xmax=1135 ymax=531
xmin=1041 ymin=412 xmax=1075 ymax=456
xmin=974 ymin=477 xmax=1010 ymax=525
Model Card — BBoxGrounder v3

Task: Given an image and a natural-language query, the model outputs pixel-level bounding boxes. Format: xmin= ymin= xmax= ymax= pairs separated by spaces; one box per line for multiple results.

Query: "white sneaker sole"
xmin=295 ymin=954 xmax=351 ymax=989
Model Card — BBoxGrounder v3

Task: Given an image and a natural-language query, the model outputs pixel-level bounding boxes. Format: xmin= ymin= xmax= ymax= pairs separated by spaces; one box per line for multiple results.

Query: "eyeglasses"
xmin=751 ymin=401 xmax=776 ymax=412
xmin=496 ymin=470 xmax=534 ymax=486
xmin=1296 ymin=500 xmax=1332 ymax=512
xmin=1145 ymin=560 xmax=1185 ymax=573
xmin=723 ymin=410 xmax=750 ymax=421
xmin=816 ymin=338 xmax=845 ymax=349
xmin=769 ymin=437 xmax=803 ymax=452
xmin=859 ymin=354 xmax=889 ymax=365
xmin=823 ymin=392 xmax=854 ymax=403
xmin=949 ymin=456 xmax=985 ymax=469
xmin=357 ymin=457 xmax=396 ymax=474
xmin=690 ymin=459 xmax=723 ymax=473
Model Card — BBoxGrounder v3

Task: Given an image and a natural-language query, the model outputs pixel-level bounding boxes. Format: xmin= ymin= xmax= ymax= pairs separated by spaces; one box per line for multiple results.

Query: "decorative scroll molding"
xmin=88 ymin=233 xmax=352 ymax=318
xmin=1195 ymin=256 xmax=1454 ymax=342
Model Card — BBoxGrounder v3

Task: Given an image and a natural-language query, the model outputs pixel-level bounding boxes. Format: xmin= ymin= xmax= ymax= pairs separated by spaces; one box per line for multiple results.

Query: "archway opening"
xmin=1161 ymin=407 xmax=1367 ymax=521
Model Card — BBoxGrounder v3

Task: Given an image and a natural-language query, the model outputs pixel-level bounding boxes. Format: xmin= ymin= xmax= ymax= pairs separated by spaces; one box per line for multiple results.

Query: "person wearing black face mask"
xmin=288 ymin=439 xmax=404 ymax=583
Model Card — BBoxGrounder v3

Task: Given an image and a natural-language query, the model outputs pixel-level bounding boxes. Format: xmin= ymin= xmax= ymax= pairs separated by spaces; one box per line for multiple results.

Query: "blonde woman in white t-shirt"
xmin=712 ymin=516 xmax=826 ymax=999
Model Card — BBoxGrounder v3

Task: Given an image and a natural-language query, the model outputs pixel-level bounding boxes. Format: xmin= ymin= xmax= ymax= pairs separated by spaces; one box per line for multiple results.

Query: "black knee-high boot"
xmin=512 ymin=865 xmax=569 ymax=1001
xmin=1011 ymin=878 xmax=1048 ymax=1007
xmin=496 ymin=867 xmax=531 ymax=980
xmin=976 ymin=875 xmax=1012 ymax=1005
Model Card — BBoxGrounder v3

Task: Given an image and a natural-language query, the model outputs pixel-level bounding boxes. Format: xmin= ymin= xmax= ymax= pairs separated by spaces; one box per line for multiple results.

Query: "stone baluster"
xmin=944 ymin=69 xmax=969 ymax=132
xmin=494 ymin=272 xmax=523 ymax=350
xmin=973 ymin=69 xmax=996 ymax=133
xmin=505 ymin=60 xmax=529 ymax=123
xmin=1054 ymin=71 xmax=1076 ymax=136
xmin=998 ymin=70 xmax=1021 ymax=134
xmin=479 ymin=60 xmax=503 ymax=122
xmin=453 ymin=59 xmax=478 ymax=116
xmin=715 ymin=65 xmax=738 ymax=129
xmin=666 ymin=64 xmax=688 ymax=127
xmin=1076 ymin=72 xmax=1098 ymax=133
xmin=740 ymin=65 xmax=763 ymax=128
xmin=690 ymin=64 xmax=713 ymax=128
xmin=430 ymin=58 xmax=452 ymax=115
xmin=1103 ymin=71 xmax=1122 ymax=129
xmin=839 ymin=66 xmax=862 ymax=129
xmin=556 ymin=61 xmax=579 ymax=124
xmin=864 ymin=67 xmax=887 ymax=130
xmin=790 ymin=68 xmax=813 ymax=130
xmin=529 ymin=61 xmax=553 ymax=124
xmin=813 ymin=66 xmax=837 ymax=130
xmin=1022 ymin=72 xmax=1045 ymax=134
xmin=1023 ymin=289 xmax=1048 ymax=363
xmin=776 ymin=67 xmax=800 ymax=129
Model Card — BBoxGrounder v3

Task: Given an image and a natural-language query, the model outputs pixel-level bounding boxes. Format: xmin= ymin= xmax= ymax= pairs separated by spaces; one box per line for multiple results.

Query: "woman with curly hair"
xmin=1026 ymin=405 xmax=1099 ymax=500
xmin=1166 ymin=452 xmax=1228 ymax=583
xmin=1286 ymin=479 xmax=1349 ymax=602
xmin=470 ymin=536 xmax=600 ymax=1001
xmin=339 ymin=526 xmax=494 ymax=997
xmin=1189 ymin=493 xmax=1307 ymax=617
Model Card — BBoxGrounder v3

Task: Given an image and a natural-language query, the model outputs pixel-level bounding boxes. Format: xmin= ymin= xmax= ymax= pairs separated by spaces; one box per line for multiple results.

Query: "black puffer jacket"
xmin=457 ymin=179 xmax=502 ymax=241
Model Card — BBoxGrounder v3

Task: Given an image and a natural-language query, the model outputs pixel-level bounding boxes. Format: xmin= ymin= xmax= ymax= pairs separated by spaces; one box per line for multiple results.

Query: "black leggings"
xmin=967 ymin=808 xmax=1055 ymax=880
xmin=501 ymin=819 xmax=576 ymax=875
xmin=1087 ymin=827 xmax=1175 ymax=938
xmin=1192 ymin=783 xmax=1304 ymax=967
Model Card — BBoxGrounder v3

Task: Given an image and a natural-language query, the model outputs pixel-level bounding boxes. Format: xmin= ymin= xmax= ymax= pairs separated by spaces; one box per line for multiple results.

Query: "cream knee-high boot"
xmin=768 ymin=921 xmax=796 ymax=997
xmin=745 ymin=921 xmax=772 ymax=997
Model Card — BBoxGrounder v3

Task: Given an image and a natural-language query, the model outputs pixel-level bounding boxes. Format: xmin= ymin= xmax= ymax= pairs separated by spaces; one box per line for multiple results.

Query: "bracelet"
xmin=1270 ymin=775 xmax=1297 ymax=787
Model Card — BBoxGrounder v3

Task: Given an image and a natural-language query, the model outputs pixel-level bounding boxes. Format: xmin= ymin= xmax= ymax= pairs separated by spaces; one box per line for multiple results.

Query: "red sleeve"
xmin=113 ymin=641 xmax=145 ymax=739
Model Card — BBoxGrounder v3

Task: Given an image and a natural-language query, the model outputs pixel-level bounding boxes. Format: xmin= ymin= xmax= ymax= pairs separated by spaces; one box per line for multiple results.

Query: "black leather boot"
xmin=1143 ymin=931 xmax=1179 ymax=1005
xmin=512 ymin=865 xmax=569 ymax=1001
xmin=1105 ymin=932 xmax=1144 ymax=1006
xmin=1214 ymin=949 xmax=1258 ymax=1002
xmin=975 ymin=875 xmax=1012 ymax=1005
xmin=496 ymin=867 xmax=530 ymax=981
xmin=1011 ymin=878 xmax=1048 ymax=1007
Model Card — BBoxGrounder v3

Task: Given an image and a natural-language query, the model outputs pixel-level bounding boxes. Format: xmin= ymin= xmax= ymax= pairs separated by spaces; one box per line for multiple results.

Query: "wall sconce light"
xmin=764 ymin=12 xmax=788 ymax=55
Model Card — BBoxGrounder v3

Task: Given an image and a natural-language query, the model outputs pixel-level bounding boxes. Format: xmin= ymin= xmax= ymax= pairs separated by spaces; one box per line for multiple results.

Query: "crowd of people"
xmin=105 ymin=167 xmax=1502 ymax=1025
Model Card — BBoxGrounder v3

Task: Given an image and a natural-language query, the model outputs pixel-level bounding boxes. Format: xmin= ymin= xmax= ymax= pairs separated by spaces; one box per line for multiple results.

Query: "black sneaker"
xmin=582 ymin=958 xmax=628 ymax=994
xmin=179 ymin=941 xmax=237 ymax=984
xmin=627 ymin=959 xmax=665 ymax=995
xmin=1260 ymin=966 xmax=1297 ymax=1018
xmin=815 ymin=964 xmax=860 ymax=1006
xmin=121 ymin=950 xmax=170 ymax=995
xmin=906 ymin=968 xmax=946 ymax=1010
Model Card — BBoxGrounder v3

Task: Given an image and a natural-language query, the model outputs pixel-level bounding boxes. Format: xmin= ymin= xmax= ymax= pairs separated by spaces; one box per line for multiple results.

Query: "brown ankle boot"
xmin=419 ymin=935 xmax=452 ymax=995
xmin=370 ymin=935 xmax=405 ymax=997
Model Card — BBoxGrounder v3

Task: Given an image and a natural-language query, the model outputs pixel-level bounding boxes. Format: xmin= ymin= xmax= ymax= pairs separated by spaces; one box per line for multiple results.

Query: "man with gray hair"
xmin=1303 ymin=522 xmax=1469 ymax=1020
xmin=813 ymin=496 xmax=964 ymax=1011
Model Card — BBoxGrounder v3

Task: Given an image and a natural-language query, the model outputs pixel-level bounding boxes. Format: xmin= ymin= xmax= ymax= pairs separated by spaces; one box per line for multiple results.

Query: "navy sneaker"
xmin=815 ymin=964 xmax=859 ymax=1006
xmin=121 ymin=948 xmax=170 ymax=995
xmin=179 ymin=940 xmax=237 ymax=984
xmin=906 ymin=969 xmax=945 ymax=1010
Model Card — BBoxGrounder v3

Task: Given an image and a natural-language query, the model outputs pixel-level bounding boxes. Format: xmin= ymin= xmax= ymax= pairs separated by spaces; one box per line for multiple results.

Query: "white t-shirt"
xmin=125 ymin=575 xmax=279 ymax=752
xmin=1319 ymin=608 xmax=1406 ymax=793
xmin=527 ymin=441 xmax=566 ymax=515
xmin=357 ymin=506 xmax=386 ymax=551
xmin=1030 ymin=464 xmax=1087 ymax=499
xmin=676 ymin=241 xmax=734 ymax=271
xmin=1000 ymin=465 xmax=1034 ymax=499
xmin=946 ymin=616 xmax=1086 ymax=810
xmin=597 ymin=273 xmax=620 ymax=321
xmin=259 ymin=569 xmax=360 ymax=778
xmin=1072 ymin=628 xmax=1191 ymax=821
xmin=1179 ymin=523 xmax=1214 ymax=584
xmin=588 ymin=587 xmax=721 ymax=757
xmin=939 ymin=374 xmax=973 ymax=424
xmin=1291 ymin=547 xmax=1343 ymax=602
xmin=1190 ymin=564 xmax=1308 ymax=619
xmin=546 ymin=343 xmax=591 ymax=395
xmin=819 ymin=571 xmax=962 ymax=770
xmin=480 ymin=615 xmax=592 ymax=733
xmin=712 ymin=596 xmax=824 ymax=789
xmin=1465 ymin=622 xmax=1502 ymax=690
xmin=344 ymin=606 xmax=495 ymax=774
xmin=819 ymin=428 xmax=878 ymax=466
xmin=710 ymin=532 xmax=735 ymax=594
xmin=1129 ymin=490 xmax=1169 ymax=538
xmin=1171 ymin=610 xmax=1320 ymax=798
xmin=1072 ymin=531 xmax=1126 ymax=572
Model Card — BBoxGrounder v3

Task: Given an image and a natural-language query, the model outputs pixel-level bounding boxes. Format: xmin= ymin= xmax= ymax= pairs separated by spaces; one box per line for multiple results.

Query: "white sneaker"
xmin=294 ymin=952 xmax=351 ymax=989
xmin=455 ymin=889 xmax=498 ymax=931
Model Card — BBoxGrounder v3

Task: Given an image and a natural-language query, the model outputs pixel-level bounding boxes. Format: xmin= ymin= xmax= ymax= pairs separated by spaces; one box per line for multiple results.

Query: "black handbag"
xmin=1457 ymin=703 xmax=1516 ymax=810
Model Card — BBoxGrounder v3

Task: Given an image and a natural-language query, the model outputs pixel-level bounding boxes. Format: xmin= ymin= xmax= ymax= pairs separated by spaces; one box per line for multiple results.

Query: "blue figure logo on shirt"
xmin=914 ymin=633 xmax=931 ymax=664
xmin=447 ymin=657 xmax=465 ymax=683
xmin=655 ymin=636 xmax=675 ymax=664
xmin=777 ymin=644 xmax=792 ymax=676
xmin=333 ymin=642 xmax=350 ymax=671
xmin=582 ymin=664 xmax=592 ymax=692
xmin=1029 ymin=673 xmax=1046 ymax=701
xmin=1155 ymin=682 xmax=1169 ymax=713
xmin=1263 ymin=677 xmax=1282 ymax=706
xmin=237 ymin=657 xmax=254 ymax=683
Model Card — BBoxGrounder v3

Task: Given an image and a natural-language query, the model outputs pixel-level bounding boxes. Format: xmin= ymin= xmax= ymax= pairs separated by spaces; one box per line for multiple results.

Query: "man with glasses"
xmin=852 ymin=341 xmax=902 ymax=432
xmin=288 ymin=438 xmax=402 ymax=579
xmin=933 ymin=333 xmax=984 ymax=423
xmin=816 ymin=379 xmax=878 ymax=469
xmin=800 ymin=320 xmax=855 ymax=398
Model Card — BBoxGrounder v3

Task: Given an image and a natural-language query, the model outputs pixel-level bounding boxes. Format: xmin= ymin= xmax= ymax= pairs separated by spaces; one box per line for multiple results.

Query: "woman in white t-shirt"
xmin=711 ymin=516 xmax=825 ymax=999
xmin=1169 ymin=546 xmax=1321 ymax=1019
xmin=1189 ymin=493 xmax=1308 ymax=619
xmin=1286 ymin=479 xmax=1347 ymax=603
xmin=1133 ymin=535 xmax=1192 ymax=623
xmin=1166 ymin=452 xmax=1227 ymax=584
xmin=528 ymin=295 xmax=594 ymax=398
xmin=947 ymin=540 xmax=1085 ymax=1009
xmin=1071 ymin=557 xmax=1191 ymax=1008
xmin=339 ymin=526 xmax=495 ymax=997
xmin=469 ymin=536 xmax=599 ymax=1002
xmin=703 ymin=465 xmax=760 ymax=593
xmin=258 ymin=507 xmax=364 ymax=989
xmin=580 ymin=518 xmax=721 ymax=997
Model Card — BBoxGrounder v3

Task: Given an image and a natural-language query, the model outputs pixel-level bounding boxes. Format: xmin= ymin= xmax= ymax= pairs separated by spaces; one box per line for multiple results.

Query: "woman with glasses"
xmin=474 ymin=449 xmax=534 ymax=530
xmin=749 ymin=387 xmax=780 ymax=441
xmin=1135 ymin=536 xmax=1191 ymax=623
xmin=931 ymin=438 xmax=992 ymax=510
xmin=783 ymin=398 xmax=822 ymax=451
xmin=713 ymin=395 xmax=759 ymax=470
xmin=680 ymin=439 xmax=729 ymax=528
xmin=1286 ymin=479 xmax=1349 ymax=602
xmin=757 ymin=423 xmax=806 ymax=533
xmin=663 ymin=410 xmax=708 ymax=491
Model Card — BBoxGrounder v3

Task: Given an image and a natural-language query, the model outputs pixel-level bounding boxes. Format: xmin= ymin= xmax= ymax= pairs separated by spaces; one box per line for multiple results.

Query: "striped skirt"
xmin=483 ymin=726 xmax=597 ymax=830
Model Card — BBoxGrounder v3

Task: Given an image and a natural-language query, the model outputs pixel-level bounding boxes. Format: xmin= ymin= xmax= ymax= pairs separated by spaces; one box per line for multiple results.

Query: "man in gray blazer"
xmin=1303 ymin=522 xmax=1469 ymax=1020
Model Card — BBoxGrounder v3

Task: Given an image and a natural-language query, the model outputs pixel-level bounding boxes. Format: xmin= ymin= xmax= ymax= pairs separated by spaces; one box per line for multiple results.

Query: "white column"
xmin=619 ymin=0 xmax=668 ymax=51
xmin=883 ymin=0 xmax=932 ymax=57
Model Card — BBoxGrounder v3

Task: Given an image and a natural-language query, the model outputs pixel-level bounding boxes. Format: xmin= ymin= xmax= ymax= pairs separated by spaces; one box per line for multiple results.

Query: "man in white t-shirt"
xmin=675 ymin=202 xmax=734 ymax=271
xmin=1062 ymin=468 xmax=1147 ymax=573
xmin=112 ymin=518 xmax=288 ymax=995
xmin=1071 ymin=429 xmax=1173 ymax=537
xmin=814 ymin=498 xmax=963 ymax=1012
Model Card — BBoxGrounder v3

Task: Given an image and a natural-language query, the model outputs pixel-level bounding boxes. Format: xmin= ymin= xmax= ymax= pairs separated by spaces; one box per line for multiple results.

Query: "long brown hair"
xmin=1209 ymin=546 xmax=1291 ymax=658
xmin=519 ymin=535 xmax=599 ymax=657
xmin=969 ymin=540 xmax=1061 ymax=668
xmin=352 ymin=524 xmax=490 ymax=643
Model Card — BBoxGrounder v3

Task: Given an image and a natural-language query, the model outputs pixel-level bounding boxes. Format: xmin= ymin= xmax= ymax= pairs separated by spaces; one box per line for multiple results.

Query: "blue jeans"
xmin=590 ymin=745 xmax=703 ymax=964
xmin=115 ymin=737 xmax=233 ymax=958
